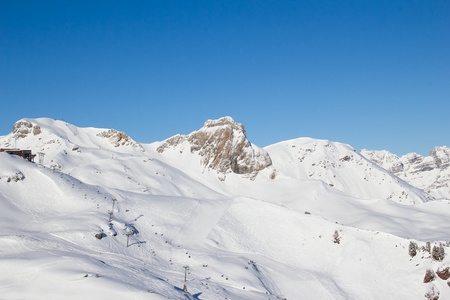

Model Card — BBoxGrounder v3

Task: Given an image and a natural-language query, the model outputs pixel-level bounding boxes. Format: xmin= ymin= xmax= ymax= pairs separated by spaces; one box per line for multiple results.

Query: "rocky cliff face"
xmin=96 ymin=129 xmax=138 ymax=148
xmin=430 ymin=147 xmax=450 ymax=169
xmin=157 ymin=117 xmax=272 ymax=175
xmin=11 ymin=120 xmax=41 ymax=139
xmin=361 ymin=147 xmax=450 ymax=200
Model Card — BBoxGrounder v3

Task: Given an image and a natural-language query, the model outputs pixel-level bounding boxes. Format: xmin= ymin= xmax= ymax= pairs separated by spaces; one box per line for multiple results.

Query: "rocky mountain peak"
xmin=202 ymin=116 xmax=245 ymax=132
xmin=12 ymin=120 xmax=41 ymax=139
xmin=429 ymin=146 xmax=450 ymax=168
xmin=157 ymin=117 xmax=272 ymax=175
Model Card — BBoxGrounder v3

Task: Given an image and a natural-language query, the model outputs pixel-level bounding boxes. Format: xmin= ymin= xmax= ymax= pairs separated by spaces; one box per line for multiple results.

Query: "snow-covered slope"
xmin=265 ymin=138 xmax=431 ymax=205
xmin=1 ymin=117 xmax=450 ymax=300
xmin=5 ymin=118 xmax=144 ymax=152
xmin=361 ymin=147 xmax=450 ymax=200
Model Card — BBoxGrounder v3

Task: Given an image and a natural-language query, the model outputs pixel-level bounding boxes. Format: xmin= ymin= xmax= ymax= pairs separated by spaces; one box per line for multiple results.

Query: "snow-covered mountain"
xmin=4 ymin=118 xmax=144 ymax=153
xmin=155 ymin=117 xmax=272 ymax=178
xmin=361 ymin=147 xmax=450 ymax=200
xmin=266 ymin=138 xmax=431 ymax=205
xmin=1 ymin=117 xmax=450 ymax=300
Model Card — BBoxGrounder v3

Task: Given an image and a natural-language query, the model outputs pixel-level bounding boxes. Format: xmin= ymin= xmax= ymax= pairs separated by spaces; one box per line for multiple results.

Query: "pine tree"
xmin=408 ymin=241 xmax=418 ymax=257
xmin=425 ymin=242 xmax=431 ymax=253
xmin=438 ymin=244 xmax=445 ymax=261
xmin=432 ymin=243 xmax=445 ymax=261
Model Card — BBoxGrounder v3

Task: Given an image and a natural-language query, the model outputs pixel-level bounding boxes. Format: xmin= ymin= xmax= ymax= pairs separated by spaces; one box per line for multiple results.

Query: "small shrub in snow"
xmin=340 ymin=155 xmax=351 ymax=162
xmin=269 ymin=171 xmax=276 ymax=180
xmin=409 ymin=241 xmax=418 ymax=257
xmin=333 ymin=230 xmax=341 ymax=244
xmin=424 ymin=284 xmax=440 ymax=300
xmin=424 ymin=269 xmax=436 ymax=283
xmin=2 ymin=172 xmax=25 ymax=182
xmin=432 ymin=244 xmax=445 ymax=261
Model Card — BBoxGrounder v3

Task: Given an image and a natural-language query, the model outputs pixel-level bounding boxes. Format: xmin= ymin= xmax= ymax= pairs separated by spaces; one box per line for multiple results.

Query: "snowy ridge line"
xmin=361 ymin=147 xmax=450 ymax=200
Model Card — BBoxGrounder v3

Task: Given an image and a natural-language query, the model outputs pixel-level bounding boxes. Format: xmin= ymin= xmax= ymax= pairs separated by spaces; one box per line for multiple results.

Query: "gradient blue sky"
xmin=1 ymin=1 xmax=448 ymax=156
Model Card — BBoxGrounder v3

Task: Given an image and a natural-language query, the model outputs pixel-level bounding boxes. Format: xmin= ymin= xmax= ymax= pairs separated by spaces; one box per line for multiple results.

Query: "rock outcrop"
xmin=12 ymin=120 xmax=41 ymax=139
xmin=157 ymin=117 xmax=272 ymax=175
xmin=436 ymin=266 xmax=450 ymax=280
xmin=97 ymin=129 xmax=139 ymax=148
xmin=361 ymin=147 xmax=450 ymax=200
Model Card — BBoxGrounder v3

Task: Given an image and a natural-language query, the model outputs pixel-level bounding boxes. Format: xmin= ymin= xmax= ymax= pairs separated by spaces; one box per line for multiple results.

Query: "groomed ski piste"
xmin=1 ymin=117 xmax=449 ymax=299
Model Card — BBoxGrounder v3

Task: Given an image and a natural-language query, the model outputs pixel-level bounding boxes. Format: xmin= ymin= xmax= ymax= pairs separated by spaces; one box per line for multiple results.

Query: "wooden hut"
xmin=0 ymin=148 xmax=36 ymax=162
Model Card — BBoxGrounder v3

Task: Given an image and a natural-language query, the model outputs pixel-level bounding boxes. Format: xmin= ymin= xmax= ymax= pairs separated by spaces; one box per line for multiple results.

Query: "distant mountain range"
xmin=361 ymin=147 xmax=450 ymax=200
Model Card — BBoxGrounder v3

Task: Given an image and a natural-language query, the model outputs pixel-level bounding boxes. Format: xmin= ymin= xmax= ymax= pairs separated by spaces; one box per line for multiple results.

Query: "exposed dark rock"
xmin=424 ymin=269 xmax=436 ymax=283
xmin=436 ymin=267 xmax=450 ymax=280
xmin=340 ymin=155 xmax=352 ymax=162
xmin=94 ymin=233 xmax=105 ymax=240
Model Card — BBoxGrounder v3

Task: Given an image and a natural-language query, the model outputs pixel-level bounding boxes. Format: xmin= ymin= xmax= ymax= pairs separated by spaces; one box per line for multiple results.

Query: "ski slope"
xmin=1 ymin=118 xmax=450 ymax=299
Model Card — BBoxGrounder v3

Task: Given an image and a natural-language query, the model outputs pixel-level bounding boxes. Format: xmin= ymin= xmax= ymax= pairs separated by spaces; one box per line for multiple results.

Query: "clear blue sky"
xmin=1 ymin=1 xmax=448 ymax=156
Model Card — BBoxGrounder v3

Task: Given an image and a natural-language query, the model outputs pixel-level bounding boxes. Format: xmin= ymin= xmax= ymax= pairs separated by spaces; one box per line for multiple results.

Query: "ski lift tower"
xmin=38 ymin=152 xmax=45 ymax=165
xmin=183 ymin=265 xmax=189 ymax=282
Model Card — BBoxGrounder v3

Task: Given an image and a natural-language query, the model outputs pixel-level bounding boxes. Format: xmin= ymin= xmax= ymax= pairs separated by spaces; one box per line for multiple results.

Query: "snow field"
xmin=1 ymin=118 xmax=450 ymax=299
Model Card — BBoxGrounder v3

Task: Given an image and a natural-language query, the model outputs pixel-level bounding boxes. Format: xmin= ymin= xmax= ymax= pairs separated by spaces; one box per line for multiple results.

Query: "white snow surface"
xmin=0 ymin=118 xmax=450 ymax=300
